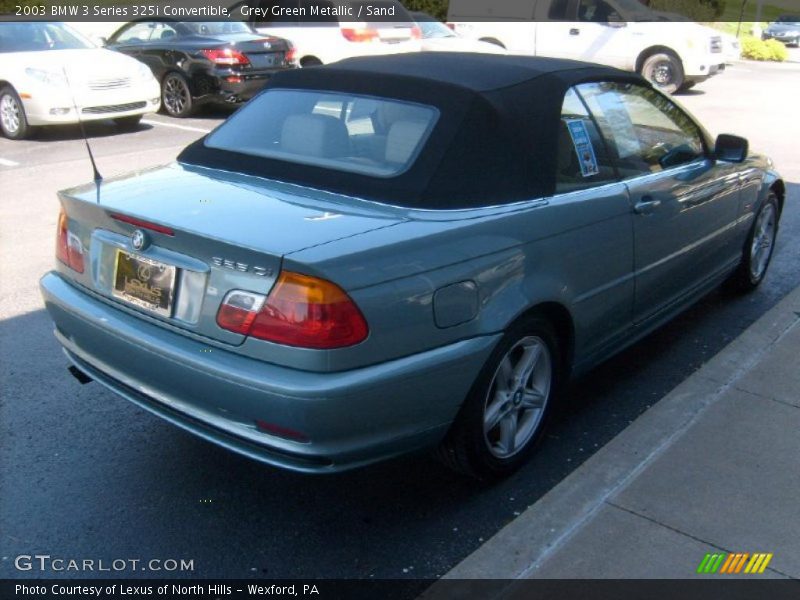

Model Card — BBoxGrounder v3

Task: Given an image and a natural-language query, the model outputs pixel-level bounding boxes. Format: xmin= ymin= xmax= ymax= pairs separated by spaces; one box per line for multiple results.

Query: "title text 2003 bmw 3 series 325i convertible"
xmin=40 ymin=54 xmax=785 ymax=479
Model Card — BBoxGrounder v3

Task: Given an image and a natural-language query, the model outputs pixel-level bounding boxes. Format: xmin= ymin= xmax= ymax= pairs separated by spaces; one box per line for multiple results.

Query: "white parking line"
xmin=141 ymin=119 xmax=212 ymax=134
xmin=0 ymin=157 xmax=20 ymax=167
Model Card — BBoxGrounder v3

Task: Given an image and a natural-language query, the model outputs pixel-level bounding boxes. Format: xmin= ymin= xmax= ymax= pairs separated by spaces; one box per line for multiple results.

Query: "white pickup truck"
xmin=447 ymin=0 xmax=725 ymax=93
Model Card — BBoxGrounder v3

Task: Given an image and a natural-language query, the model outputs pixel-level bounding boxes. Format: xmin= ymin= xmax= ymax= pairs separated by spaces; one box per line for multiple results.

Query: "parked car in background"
xmin=231 ymin=0 xmax=421 ymax=67
xmin=41 ymin=53 xmax=784 ymax=479
xmin=0 ymin=21 xmax=159 ymax=140
xmin=106 ymin=20 xmax=296 ymax=117
xmin=447 ymin=0 xmax=726 ymax=93
xmin=410 ymin=12 xmax=505 ymax=54
xmin=762 ymin=15 xmax=800 ymax=47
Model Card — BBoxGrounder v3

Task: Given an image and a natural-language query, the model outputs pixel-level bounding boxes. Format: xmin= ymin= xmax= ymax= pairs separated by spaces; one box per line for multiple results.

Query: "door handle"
xmin=633 ymin=197 xmax=661 ymax=215
xmin=569 ymin=28 xmax=580 ymax=35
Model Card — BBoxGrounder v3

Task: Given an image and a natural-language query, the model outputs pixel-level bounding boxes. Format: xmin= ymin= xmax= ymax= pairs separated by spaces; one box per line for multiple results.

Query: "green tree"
xmin=401 ymin=0 xmax=450 ymax=21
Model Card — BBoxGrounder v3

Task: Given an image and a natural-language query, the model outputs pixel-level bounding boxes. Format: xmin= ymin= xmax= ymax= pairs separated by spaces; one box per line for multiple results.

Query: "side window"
xmin=548 ymin=0 xmax=571 ymax=20
xmin=113 ymin=22 xmax=154 ymax=44
xmin=150 ymin=22 xmax=179 ymax=41
xmin=555 ymin=87 xmax=617 ymax=193
xmin=578 ymin=0 xmax=622 ymax=22
xmin=577 ymin=82 xmax=706 ymax=178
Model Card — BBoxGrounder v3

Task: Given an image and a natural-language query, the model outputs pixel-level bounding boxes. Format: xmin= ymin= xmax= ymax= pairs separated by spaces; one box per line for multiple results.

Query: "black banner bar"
xmin=2 ymin=1 xmax=799 ymax=23
xmin=3 ymin=579 xmax=800 ymax=600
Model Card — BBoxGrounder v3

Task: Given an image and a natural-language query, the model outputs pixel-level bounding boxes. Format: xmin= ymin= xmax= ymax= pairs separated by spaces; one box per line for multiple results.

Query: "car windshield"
xmin=413 ymin=15 xmax=455 ymax=39
xmin=205 ymin=89 xmax=439 ymax=178
xmin=0 ymin=22 xmax=93 ymax=53
xmin=181 ymin=21 xmax=253 ymax=36
xmin=776 ymin=15 xmax=800 ymax=23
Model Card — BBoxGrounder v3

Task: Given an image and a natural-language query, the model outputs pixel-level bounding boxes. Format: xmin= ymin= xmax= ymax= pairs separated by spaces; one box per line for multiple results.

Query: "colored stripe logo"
xmin=697 ymin=552 xmax=773 ymax=574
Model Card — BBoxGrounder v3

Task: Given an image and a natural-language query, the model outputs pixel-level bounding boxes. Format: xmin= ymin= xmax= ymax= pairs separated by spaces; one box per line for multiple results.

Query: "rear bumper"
xmin=40 ymin=272 xmax=498 ymax=473
xmin=200 ymin=67 xmax=296 ymax=104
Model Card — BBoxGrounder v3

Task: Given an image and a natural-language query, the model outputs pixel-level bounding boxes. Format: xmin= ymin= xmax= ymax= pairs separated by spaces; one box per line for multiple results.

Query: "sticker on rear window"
xmin=565 ymin=119 xmax=599 ymax=178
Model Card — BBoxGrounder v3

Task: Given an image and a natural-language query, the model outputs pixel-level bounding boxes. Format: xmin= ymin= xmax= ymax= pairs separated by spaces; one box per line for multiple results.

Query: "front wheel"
xmin=161 ymin=73 xmax=194 ymax=118
xmin=0 ymin=85 xmax=31 ymax=140
xmin=436 ymin=315 xmax=561 ymax=480
xmin=726 ymin=194 xmax=779 ymax=293
xmin=641 ymin=52 xmax=684 ymax=94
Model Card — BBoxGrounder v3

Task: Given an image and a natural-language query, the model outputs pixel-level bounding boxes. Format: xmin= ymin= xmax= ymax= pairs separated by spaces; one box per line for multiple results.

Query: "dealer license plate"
xmin=112 ymin=250 xmax=176 ymax=317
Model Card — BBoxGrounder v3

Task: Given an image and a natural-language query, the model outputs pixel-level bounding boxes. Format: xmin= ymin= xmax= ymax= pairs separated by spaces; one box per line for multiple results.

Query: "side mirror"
xmin=715 ymin=134 xmax=748 ymax=163
xmin=92 ymin=36 xmax=108 ymax=47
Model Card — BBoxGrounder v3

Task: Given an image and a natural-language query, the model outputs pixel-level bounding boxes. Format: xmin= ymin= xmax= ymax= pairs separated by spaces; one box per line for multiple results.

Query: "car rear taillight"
xmin=201 ymin=48 xmax=250 ymax=66
xmin=216 ymin=272 xmax=368 ymax=349
xmin=56 ymin=208 xmax=84 ymax=274
xmin=445 ymin=22 xmax=455 ymax=30
xmin=216 ymin=290 xmax=265 ymax=335
xmin=341 ymin=27 xmax=379 ymax=42
xmin=285 ymin=47 xmax=297 ymax=64
xmin=411 ymin=26 xmax=422 ymax=40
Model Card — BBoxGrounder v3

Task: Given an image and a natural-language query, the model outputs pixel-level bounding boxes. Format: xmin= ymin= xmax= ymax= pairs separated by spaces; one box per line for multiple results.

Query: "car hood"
xmin=61 ymin=163 xmax=407 ymax=257
xmin=421 ymin=37 xmax=506 ymax=54
xmin=8 ymin=47 xmax=144 ymax=81
xmin=767 ymin=23 xmax=800 ymax=32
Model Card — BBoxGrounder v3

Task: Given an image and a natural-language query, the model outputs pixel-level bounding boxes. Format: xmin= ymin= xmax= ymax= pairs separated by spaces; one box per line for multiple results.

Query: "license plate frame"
xmin=112 ymin=249 xmax=177 ymax=318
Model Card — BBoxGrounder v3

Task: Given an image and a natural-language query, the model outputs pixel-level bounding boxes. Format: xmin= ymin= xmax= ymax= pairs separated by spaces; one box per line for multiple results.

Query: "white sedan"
xmin=0 ymin=22 xmax=161 ymax=140
xmin=410 ymin=13 xmax=506 ymax=54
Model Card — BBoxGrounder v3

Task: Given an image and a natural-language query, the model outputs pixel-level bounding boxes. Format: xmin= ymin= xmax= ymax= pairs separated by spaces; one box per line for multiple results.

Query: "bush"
xmin=741 ymin=37 xmax=789 ymax=61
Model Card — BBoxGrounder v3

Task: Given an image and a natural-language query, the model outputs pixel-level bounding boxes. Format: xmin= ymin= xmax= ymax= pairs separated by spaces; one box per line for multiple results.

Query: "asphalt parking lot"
xmin=1 ymin=58 xmax=799 ymax=581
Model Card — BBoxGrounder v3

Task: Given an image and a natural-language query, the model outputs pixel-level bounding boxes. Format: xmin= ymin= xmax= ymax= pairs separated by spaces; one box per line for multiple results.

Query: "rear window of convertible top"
xmin=204 ymin=89 xmax=439 ymax=178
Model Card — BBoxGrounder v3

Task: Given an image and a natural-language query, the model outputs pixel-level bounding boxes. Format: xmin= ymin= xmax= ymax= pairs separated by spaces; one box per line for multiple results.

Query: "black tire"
xmin=641 ymin=52 xmax=684 ymax=94
xmin=0 ymin=85 xmax=31 ymax=140
xmin=161 ymin=72 xmax=194 ymax=118
xmin=113 ymin=114 xmax=143 ymax=131
xmin=300 ymin=56 xmax=323 ymax=68
xmin=678 ymin=81 xmax=696 ymax=93
xmin=436 ymin=315 xmax=562 ymax=480
xmin=726 ymin=194 xmax=780 ymax=293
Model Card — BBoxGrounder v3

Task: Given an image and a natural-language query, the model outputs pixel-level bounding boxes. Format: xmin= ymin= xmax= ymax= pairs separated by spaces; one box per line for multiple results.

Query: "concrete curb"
xmin=425 ymin=284 xmax=800 ymax=590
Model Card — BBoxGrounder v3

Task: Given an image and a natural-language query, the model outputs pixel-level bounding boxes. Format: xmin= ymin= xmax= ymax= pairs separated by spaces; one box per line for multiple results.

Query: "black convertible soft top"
xmin=178 ymin=53 xmax=646 ymax=209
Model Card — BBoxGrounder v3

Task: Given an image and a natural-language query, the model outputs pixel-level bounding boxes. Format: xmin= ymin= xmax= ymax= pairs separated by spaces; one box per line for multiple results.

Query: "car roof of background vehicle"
xmin=179 ymin=53 xmax=645 ymax=209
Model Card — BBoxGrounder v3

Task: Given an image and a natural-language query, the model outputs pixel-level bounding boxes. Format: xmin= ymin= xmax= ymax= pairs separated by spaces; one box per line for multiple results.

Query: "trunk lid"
xmin=57 ymin=163 xmax=404 ymax=345
xmin=188 ymin=34 xmax=290 ymax=70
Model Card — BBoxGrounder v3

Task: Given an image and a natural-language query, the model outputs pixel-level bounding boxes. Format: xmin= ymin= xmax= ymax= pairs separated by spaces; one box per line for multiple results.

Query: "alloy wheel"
xmin=0 ymin=93 xmax=20 ymax=135
xmin=749 ymin=203 xmax=777 ymax=281
xmin=163 ymin=75 xmax=190 ymax=116
xmin=652 ymin=61 xmax=673 ymax=86
xmin=483 ymin=336 xmax=552 ymax=459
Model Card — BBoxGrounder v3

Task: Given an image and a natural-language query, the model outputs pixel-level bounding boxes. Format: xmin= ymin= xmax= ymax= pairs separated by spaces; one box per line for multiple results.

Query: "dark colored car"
xmin=105 ymin=20 xmax=296 ymax=117
xmin=762 ymin=15 xmax=800 ymax=47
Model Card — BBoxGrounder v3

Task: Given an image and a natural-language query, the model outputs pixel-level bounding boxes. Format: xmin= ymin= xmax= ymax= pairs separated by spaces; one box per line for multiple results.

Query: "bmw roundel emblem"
xmin=132 ymin=229 xmax=149 ymax=251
